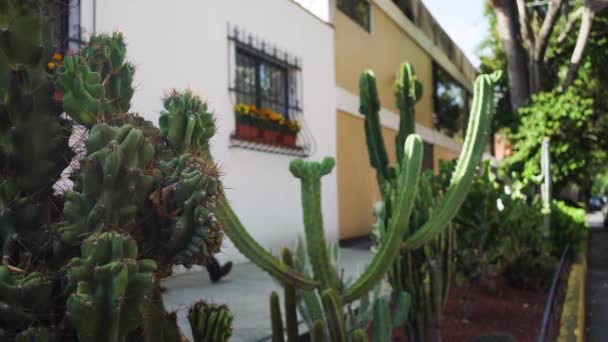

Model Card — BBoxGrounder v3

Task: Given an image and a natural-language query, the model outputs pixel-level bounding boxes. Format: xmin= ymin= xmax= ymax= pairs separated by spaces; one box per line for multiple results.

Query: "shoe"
xmin=210 ymin=261 xmax=233 ymax=283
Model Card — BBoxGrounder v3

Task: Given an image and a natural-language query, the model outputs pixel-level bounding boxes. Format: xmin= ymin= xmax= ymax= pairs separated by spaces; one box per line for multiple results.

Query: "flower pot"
xmin=281 ymin=134 xmax=297 ymax=148
xmin=249 ymin=126 xmax=261 ymax=140
xmin=262 ymin=129 xmax=279 ymax=144
xmin=236 ymin=122 xmax=247 ymax=139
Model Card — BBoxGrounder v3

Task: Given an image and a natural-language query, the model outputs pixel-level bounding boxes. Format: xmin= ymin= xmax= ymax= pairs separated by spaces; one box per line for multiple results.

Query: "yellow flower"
xmin=269 ymin=113 xmax=283 ymax=121
xmin=47 ymin=61 xmax=57 ymax=70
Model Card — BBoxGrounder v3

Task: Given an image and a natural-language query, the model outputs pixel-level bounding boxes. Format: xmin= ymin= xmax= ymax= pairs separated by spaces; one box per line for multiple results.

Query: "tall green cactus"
xmin=364 ymin=63 xmax=499 ymax=341
xmin=0 ymin=2 xmax=232 ymax=340
xmin=217 ymin=62 xmax=496 ymax=340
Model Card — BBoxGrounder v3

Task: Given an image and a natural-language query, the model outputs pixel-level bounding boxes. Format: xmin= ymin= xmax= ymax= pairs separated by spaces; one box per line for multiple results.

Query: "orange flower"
xmin=52 ymin=53 xmax=63 ymax=62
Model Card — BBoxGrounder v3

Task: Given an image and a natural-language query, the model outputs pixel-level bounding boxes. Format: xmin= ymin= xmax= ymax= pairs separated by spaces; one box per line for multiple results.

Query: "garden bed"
xmin=384 ymin=280 xmax=556 ymax=341
xmin=440 ymin=283 xmax=547 ymax=341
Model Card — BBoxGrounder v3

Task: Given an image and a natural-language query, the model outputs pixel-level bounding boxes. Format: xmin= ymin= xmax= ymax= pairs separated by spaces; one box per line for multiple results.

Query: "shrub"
xmin=550 ymin=200 xmax=588 ymax=255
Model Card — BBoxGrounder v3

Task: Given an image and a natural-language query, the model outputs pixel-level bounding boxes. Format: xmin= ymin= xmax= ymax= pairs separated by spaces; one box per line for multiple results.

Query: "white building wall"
xmin=78 ymin=0 xmax=338 ymax=264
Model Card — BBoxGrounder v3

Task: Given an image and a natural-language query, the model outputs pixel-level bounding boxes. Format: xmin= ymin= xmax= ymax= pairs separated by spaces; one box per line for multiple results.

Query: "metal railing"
xmin=537 ymin=245 xmax=572 ymax=342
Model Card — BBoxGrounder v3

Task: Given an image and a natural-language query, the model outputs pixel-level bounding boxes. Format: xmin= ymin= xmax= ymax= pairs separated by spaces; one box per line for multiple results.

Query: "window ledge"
xmin=229 ymin=134 xmax=311 ymax=157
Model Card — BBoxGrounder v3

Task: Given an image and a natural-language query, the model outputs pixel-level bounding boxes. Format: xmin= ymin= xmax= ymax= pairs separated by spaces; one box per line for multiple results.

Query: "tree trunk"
xmin=491 ymin=0 xmax=531 ymax=111
xmin=562 ymin=3 xmax=599 ymax=91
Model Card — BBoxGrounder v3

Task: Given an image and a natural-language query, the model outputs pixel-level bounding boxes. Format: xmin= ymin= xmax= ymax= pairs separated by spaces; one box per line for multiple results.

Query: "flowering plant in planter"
xmin=234 ymin=103 xmax=302 ymax=148
xmin=234 ymin=103 xmax=261 ymax=139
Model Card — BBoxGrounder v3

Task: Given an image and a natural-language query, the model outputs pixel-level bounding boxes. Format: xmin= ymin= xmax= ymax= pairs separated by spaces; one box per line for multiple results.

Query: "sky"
xmin=292 ymin=0 xmax=488 ymax=67
xmin=420 ymin=0 xmax=488 ymax=67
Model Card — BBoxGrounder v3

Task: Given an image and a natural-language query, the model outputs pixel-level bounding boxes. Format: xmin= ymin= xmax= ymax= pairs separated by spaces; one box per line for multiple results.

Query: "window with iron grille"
xmin=234 ymin=46 xmax=295 ymax=119
xmin=337 ymin=0 xmax=371 ymax=31
xmin=227 ymin=25 xmax=313 ymax=156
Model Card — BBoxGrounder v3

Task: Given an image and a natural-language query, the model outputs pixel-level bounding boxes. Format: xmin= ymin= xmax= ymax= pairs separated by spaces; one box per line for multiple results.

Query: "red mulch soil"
xmin=440 ymin=283 xmax=546 ymax=342
xmin=383 ymin=280 xmax=548 ymax=342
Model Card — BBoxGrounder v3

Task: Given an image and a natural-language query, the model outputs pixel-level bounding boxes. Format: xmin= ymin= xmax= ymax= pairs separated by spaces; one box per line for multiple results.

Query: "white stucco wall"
xmin=78 ymin=0 xmax=338 ymax=264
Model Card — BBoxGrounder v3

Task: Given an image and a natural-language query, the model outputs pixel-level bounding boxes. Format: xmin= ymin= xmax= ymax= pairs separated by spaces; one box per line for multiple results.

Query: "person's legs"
xmin=206 ymin=256 xmax=233 ymax=283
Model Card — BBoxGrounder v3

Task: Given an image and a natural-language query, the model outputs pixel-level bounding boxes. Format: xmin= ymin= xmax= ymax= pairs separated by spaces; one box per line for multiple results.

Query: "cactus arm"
xmin=394 ymin=63 xmax=418 ymax=162
xmin=391 ymin=291 xmax=411 ymax=327
xmin=290 ymin=157 xmax=339 ymax=292
xmin=321 ymin=290 xmax=347 ymax=342
xmin=359 ymin=70 xmax=390 ymax=182
xmin=215 ymin=200 xmax=318 ymax=289
xmin=270 ymin=291 xmax=285 ymax=342
xmin=310 ymin=320 xmax=325 ymax=342
xmin=343 ymin=134 xmax=423 ymax=303
xmin=402 ymin=72 xmax=497 ymax=251
xmin=281 ymin=249 xmax=299 ymax=342
xmin=373 ymin=298 xmax=391 ymax=342
xmin=352 ymin=329 xmax=369 ymax=342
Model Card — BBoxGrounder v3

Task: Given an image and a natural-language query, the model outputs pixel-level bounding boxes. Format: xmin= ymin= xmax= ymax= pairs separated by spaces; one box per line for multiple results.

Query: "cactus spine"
xmin=363 ymin=63 xmax=498 ymax=341
xmin=0 ymin=2 xmax=232 ymax=340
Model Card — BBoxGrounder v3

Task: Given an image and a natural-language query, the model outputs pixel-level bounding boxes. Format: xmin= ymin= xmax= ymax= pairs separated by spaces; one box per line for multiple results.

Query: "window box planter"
xmin=235 ymin=122 xmax=261 ymax=140
xmin=262 ymin=129 xmax=280 ymax=144
xmin=281 ymin=133 xmax=297 ymax=148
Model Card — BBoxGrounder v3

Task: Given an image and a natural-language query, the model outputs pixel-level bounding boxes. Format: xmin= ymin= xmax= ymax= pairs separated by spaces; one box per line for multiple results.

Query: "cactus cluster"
xmin=363 ymin=63 xmax=499 ymax=340
xmin=215 ymin=64 xmax=495 ymax=340
xmin=0 ymin=1 xmax=230 ymax=340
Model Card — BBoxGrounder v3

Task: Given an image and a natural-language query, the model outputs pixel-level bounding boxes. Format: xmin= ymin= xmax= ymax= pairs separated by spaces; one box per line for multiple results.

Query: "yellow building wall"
xmin=335 ymin=3 xmax=469 ymax=239
xmin=334 ymin=3 xmax=434 ymax=128
xmin=337 ymin=111 xmax=400 ymax=239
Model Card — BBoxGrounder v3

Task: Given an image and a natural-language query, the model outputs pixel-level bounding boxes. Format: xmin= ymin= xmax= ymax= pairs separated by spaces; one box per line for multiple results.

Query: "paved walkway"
xmin=585 ymin=211 xmax=608 ymax=341
xmin=162 ymin=243 xmax=374 ymax=341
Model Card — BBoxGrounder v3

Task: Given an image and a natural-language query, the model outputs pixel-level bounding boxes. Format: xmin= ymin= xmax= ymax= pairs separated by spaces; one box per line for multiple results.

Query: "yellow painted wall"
xmin=334 ymin=3 xmax=434 ymax=128
xmin=433 ymin=145 xmax=460 ymax=173
xmin=334 ymin=3 xmax=470 ymax=239
xmin=337 ymin=111 xmax=399 ymax=239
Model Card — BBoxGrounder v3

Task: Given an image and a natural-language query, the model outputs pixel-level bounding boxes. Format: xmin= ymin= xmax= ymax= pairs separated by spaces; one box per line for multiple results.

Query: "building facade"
xmin=68 ymin=0 xmax=476 ymax=263
xmin=333 ymin=0 xmax=477 ymax=238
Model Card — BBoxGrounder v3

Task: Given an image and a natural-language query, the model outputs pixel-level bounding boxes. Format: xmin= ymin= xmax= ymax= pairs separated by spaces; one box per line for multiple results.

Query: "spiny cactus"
xmin=159 ymin=90 xmax=216 ymax=154
xmin=82 ymin=32 xmax=134 ymax=115
xmin=55 ymin=32 xmax=134 ymax=127
xmin=0 ymin=1 xmax=231 ymax=340
xmin=188 ymin=301 xmax=233 ymax=342
xmin=66 ymin=232 xmax=156 ymax=342
xmin=0 ymin=266 xmax=53 ymax=329
xmin=365 ymin=63 xmax=499 ymax=341
xmin=58 ymin=124 xmax=155 ymax=247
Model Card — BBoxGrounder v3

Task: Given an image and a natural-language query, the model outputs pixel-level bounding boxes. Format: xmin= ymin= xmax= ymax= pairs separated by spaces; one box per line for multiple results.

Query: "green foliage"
xmin=0 ymin=2 xmax=233 ymax=339
xmin=481 ymin=6 xmax=608 ymax=196
xmin=550 ymin=200 xmax=588 ymax=255
xmin=452 ymin=167 xmax=578 ymax=292
xmin=592 ymin=169 xmax=608 ymax=195
xmin=502 ymin=90 xmax=594 ymax=192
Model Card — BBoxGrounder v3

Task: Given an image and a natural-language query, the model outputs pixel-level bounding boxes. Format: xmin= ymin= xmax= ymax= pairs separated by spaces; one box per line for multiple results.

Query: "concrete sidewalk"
xmin=585 ymin=211 xmax=607 ymax=341
xmin=162 ymin=244 xmax=374 ymax=341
